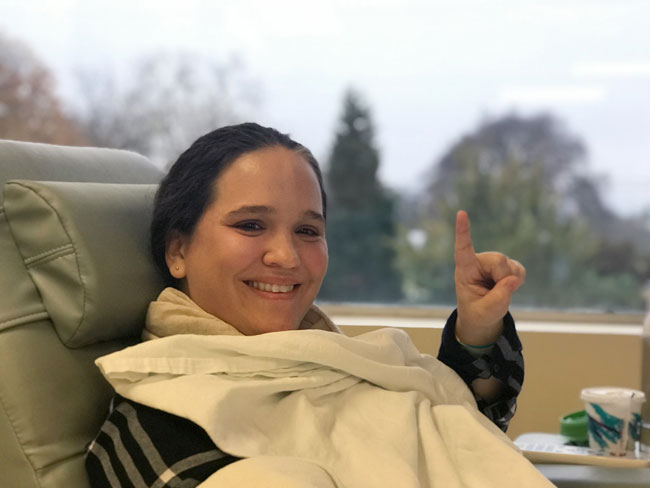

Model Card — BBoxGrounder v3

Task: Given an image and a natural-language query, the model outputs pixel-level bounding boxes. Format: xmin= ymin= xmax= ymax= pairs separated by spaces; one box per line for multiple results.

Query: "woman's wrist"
xmin=455 ymin=316 xmax=503 ymax=347
xmin=456 ymin=334 xmax=495 ymax=358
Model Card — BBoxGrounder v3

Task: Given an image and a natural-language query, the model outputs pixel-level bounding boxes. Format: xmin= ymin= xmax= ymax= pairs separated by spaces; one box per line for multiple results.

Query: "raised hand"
xmin=454 ymin=210 xmax=525 ymax=346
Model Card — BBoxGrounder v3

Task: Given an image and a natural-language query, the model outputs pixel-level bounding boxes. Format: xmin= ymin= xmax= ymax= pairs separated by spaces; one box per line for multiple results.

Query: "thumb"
xmin=480 ymin=276 xmax=520 ymax=317
xmin=500 ymin=275 xmax=523 ymax=294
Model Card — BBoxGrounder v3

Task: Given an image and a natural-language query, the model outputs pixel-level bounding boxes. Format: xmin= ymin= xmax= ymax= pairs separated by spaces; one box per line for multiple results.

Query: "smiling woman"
xmin=85 ymin=122 xmax=537 ymax=488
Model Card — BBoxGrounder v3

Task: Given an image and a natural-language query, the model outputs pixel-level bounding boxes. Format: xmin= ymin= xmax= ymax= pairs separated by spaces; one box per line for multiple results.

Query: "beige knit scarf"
xmin=143 ymin=287 xmax=341 ymax=340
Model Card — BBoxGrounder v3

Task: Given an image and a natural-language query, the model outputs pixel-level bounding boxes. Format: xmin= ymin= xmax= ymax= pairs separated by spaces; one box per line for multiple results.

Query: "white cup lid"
xmin=580 ymin=387 xmax=646 ymax=404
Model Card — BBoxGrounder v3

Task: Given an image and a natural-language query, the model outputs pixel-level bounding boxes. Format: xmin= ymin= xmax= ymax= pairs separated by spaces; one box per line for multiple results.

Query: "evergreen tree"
xmin=319 ymin=90 xmax=402 ymax=302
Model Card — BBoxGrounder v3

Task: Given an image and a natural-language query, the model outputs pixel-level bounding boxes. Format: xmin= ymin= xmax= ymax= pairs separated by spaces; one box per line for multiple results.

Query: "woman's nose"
xmin=263 ymin=232 xmax=300 ymax=268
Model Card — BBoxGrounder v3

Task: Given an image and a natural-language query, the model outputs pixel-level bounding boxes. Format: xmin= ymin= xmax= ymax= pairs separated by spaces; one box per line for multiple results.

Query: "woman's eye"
xmin=234 ymin=221 xmax=264 ymax=232
xmin=297 ymin=226 xmax=321 ymax=237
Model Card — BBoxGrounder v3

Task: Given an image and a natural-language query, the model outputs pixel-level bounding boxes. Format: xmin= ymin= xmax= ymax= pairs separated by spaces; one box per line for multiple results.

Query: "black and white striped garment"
xmin=85 ymin=396 xmax=239 ymax=488
xmin=86 ymin=311 xmax=524 ymax=487
xmin=438 ymin=310 xmax=524 ymax=432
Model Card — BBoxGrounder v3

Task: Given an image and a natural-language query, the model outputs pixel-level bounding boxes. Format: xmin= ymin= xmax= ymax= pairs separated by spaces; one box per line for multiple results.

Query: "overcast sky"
xmin=2 ymin=0 xmax=649 ymax=216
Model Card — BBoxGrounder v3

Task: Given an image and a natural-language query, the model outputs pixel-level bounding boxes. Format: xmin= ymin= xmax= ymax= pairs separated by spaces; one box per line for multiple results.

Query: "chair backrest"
xmin=0 ymin=140 xmax=165 ymax=487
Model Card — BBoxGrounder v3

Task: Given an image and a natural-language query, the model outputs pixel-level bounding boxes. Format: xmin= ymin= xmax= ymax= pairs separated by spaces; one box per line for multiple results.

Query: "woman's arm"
xmin=443 ymin=210 xmax=525 ymax=430
xmin=437 ymin=310 xmax=523 ymax=432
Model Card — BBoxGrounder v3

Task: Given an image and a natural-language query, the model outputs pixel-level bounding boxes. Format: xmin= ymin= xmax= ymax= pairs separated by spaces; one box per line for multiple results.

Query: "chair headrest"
xmin=4 ymin=180 xmax=165 ymax=347
xmin=0 ymin=139 xmax=162 ymax=201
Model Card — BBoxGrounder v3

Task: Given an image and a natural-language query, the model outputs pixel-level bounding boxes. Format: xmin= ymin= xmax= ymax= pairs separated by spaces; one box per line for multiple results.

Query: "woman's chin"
xmin=236 ymin=315 xmax=301 ymax=335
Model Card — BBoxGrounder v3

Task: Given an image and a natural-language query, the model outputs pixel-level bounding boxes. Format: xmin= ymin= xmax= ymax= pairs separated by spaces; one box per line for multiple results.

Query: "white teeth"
xmin=247 ymin=281 xmax=295 ymax=293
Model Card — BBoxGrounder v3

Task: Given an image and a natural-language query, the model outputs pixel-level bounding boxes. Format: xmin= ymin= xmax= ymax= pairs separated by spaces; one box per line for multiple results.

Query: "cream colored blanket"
xmin=96 ymin=326 xmax=553 ymax=487
xmin=142 ymin=287 xmax=342 ymax=339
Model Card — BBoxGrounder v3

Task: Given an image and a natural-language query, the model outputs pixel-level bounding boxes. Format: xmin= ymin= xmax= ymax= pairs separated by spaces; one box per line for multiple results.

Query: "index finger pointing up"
xmin=455 ymin=210 xmax=476 ymax=268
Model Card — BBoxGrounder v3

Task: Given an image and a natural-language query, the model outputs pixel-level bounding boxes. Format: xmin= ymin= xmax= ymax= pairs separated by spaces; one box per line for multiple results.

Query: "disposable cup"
xmin=580 ymin=387 xmax=646 ymax=456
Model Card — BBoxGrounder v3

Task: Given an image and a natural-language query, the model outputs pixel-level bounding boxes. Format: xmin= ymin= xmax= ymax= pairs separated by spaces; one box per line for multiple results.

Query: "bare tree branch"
xmin=75 ymin=51 xmax=260 ymax=167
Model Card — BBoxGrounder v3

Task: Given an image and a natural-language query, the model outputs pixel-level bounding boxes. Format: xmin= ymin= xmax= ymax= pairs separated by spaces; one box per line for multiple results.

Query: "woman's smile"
xmin=244 ymin=280 xmax=298 ymax=294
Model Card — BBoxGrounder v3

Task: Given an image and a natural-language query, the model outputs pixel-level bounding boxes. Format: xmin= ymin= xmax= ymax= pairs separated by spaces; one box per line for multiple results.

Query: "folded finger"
xmin=509 ymin=259 xmax=526 ymax=283
xmin=477 ymin=252 xmax=525 ymax=285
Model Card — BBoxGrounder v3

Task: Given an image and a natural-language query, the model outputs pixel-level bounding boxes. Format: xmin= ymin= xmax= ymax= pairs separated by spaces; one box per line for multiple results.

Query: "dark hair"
xmin=150 ymin=122 xmax=327 ymax=285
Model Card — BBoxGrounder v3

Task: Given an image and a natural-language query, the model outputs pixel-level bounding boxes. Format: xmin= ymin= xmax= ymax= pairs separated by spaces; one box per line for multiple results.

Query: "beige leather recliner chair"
xmin=0 ymin=140 xmax=165 ymax=487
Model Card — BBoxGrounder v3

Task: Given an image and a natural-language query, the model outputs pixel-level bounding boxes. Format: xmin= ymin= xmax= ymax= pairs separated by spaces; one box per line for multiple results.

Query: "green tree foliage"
xmin=319 ymin=90 xmax=402 ymax=302
xmin=399 ymin=113 xmax=647 ymax=310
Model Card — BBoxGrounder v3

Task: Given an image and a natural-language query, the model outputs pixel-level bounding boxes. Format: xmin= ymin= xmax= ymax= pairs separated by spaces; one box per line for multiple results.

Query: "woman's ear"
xmin=165 ymin=231 xmax=188 ymax=279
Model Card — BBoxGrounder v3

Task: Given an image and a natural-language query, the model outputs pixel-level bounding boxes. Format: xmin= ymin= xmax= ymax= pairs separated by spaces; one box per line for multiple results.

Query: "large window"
xmin=2 ymin=0 xmax=648 ymax=312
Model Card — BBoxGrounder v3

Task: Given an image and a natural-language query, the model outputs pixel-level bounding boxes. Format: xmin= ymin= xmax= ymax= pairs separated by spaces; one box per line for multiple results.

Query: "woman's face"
xmin=166 ymin=146 xmax=328 ymax=335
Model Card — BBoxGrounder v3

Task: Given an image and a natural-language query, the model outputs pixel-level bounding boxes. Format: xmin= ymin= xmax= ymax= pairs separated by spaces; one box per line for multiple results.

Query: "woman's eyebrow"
xmin=304 ymin=210 xmax=325 ymax=222
xmin=226 ymin=206 xmax=324 ymax=222
xmin=226 ymin=205 xmax=273 ymax=217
